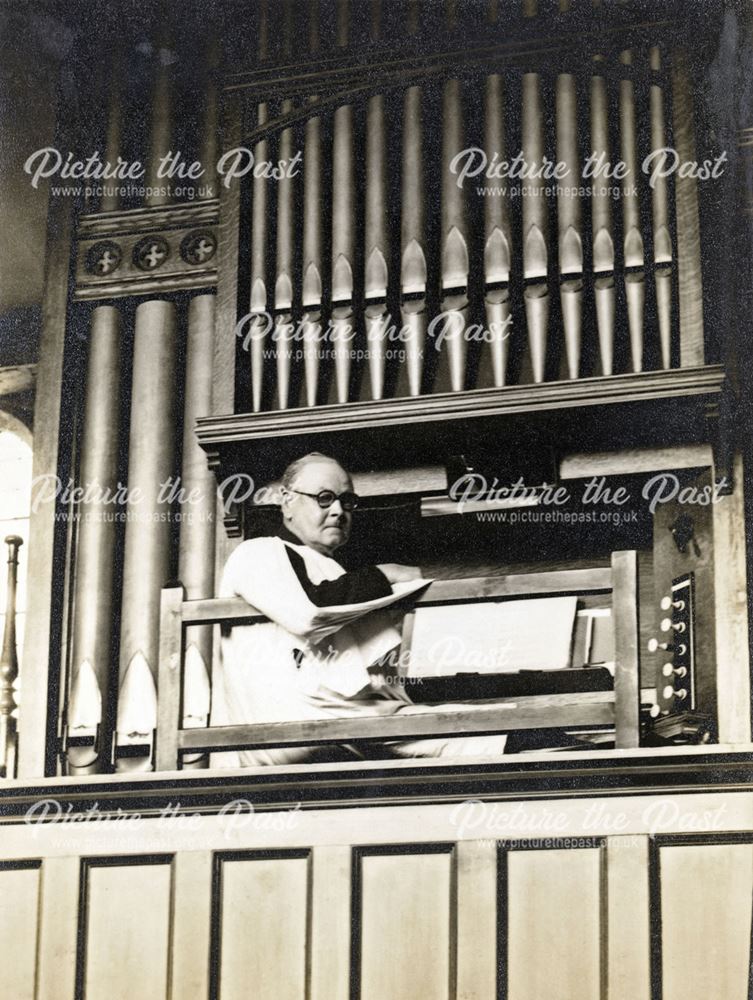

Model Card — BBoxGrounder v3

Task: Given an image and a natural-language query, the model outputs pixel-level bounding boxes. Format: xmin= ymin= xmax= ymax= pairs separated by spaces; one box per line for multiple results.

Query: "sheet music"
xmin=406 ymin=596 xmax=579 ymax=676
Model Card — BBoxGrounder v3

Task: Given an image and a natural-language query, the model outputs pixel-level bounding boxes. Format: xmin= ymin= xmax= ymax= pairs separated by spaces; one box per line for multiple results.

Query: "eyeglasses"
xmin=288 ymin=489 xmax=360 ymax=511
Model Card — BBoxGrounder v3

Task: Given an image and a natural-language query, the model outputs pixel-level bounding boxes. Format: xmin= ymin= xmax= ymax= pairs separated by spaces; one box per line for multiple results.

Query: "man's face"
xmin=282 ymin=459 xmax=353 ymax=556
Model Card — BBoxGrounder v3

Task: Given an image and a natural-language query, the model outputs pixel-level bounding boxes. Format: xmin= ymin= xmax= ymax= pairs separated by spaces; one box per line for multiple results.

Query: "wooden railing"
xmin=155 ymin=552 xmax=639 ymax=771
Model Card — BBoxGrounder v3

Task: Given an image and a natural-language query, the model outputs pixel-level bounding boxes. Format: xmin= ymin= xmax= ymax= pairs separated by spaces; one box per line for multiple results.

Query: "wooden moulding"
xmin=197 ymin=365 xmax=725 ymax=449
xmin=177 ymin=695 xmax=616 ymax=755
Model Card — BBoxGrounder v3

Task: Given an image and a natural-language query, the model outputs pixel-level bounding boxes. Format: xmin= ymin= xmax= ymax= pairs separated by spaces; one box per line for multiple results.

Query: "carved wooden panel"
xmin=74 ymin=201 xmax=219 ymax=301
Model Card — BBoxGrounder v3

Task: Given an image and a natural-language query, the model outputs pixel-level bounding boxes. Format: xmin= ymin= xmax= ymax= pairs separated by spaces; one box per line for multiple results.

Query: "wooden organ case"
xmin=195 ymin=0 xmax=744 ymax=756
xmin=2 ymin=4 xmax=753 ymax=1000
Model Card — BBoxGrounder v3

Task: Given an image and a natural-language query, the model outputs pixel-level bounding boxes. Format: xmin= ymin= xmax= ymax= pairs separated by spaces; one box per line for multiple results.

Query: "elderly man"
xmin=212 ymin=451 xmax=508 ymax=765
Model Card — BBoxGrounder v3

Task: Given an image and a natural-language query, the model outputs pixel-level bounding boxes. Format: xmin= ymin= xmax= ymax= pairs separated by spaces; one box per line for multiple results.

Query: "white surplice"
xmin=211 ymin=534 xmax=507 ymax=765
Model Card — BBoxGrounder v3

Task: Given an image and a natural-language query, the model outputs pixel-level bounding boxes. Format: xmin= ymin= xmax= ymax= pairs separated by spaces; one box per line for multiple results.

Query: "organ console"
xmin=9 ymin=0 xmax=750 ymax=775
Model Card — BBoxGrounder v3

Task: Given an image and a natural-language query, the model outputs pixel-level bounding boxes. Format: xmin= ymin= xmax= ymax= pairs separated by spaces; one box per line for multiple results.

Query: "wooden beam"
xmin=197 ymin=366 xmax=725 ymax=444
xmin=0 ymin=365 xmax=36 ymax=397
xmin=156 ymin=586 xmax=186 ymax=773
xmin=606 ymin=836 xmax=651 ymax=1000
xmin=713 ymin=451 xmax=751 ymax=743
xmin=310 ymin=846 xmax=351 ymax=1000
xmin=177 ymin=566 xmax=614 ymax=626
xmin=17 ymin=185 xmax=74 ymax=779
xmin=36 ymin=857 xmax=80 ymax=1000
xmin=455 ymin=840 xmax=497 ymax=1000
xmin=169 ymin=852 xmax=213 ymax=1000
xmin=612 ymin=550 xmax=641 ymax=749
xmin=560 ymin=444 xmax=712 ymax=479
xmin=178 ymin=693 xmax=616 ymax=753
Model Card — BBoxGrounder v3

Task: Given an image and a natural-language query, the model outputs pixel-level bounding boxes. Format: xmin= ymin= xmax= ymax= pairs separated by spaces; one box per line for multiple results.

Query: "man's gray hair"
xmin=280 ymin=452 xmax=348 ymax=490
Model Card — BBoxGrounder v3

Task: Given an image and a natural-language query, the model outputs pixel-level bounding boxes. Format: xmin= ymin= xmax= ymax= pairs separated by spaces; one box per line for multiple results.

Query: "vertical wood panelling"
xmin=659 ymin=842 xmax=753 ymax=1000
xmin=456 ymin=840 xmax=497 ymax=1000
xmin=357 ymin=847 xmax=453 ymax=1000
xmin=713 ymin=456 xmax=751 ymax=743
xmin=310 ymin=845 xmax=352 ymax=1000
xmin=170 ymin=851 xmax=213 ymax=1000
xmin=36 ymin=857 xmax=80 ymax=1000
xmin=612 ymin=549 xmax=640 ymax=749
xmin=18 ymin=185 xmax=74 ymax=778
xmin=37 ymin=857 xmax=80 ymax=1000
xmin=606 ymin=836 xmax=650 ymax=1000
xmin=216 ymin=853 xmax=309 ymax=1000
xmin=505 ymin=847 xmax=602 ymax=1000
xmin=0 ymin=864 xmax=40 ymax=1000
xmin=82 ymin=860 xmax=172 ymax=1000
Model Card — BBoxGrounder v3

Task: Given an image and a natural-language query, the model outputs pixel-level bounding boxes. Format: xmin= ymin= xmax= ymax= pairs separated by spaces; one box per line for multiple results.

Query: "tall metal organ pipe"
xmin=67 ymin=306 xmax=122 ymax=774
xmin=116 ymin=300 xmax=178 ymax=771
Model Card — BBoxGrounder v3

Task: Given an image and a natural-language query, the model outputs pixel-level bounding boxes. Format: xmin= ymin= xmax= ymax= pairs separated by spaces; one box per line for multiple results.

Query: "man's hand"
xmin=377 ymin=563 xmax=423 ymax=584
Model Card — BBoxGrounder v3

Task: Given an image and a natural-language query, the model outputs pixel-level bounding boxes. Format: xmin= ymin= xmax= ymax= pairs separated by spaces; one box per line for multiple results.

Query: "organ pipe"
xmin=441 ymin=78 xmax=469 ymax=391
xmin=620 ymin=50 xmax=645 ymax=373
xmin=178 ymin=296 xmax=217 ymax=756
xmin=331 ymin=104 xmax=356 ymax=403
xmin=651 ymin=46 xmax=673 ymax=369
xmin=484 ymin=74 xmax=511 ymax=386
xmin=66 ymin=306 xmax=122 ymax=774
xmin=591 ymin=67 xmax=615 ymax=375
xmin=302 ymin=109 xmax=323 ymax=406
xmin=556 ymin=72 xmax=583 ymax=379
xmin=275 ymin=99 xmax=296 ymax=410
xmin=116 ymin=300 xmax=178 ymax=772
xmin=250 ymin=101 xmax=269 ymax=411
xmin=365 ymin=94 xmax=389 ymax=399
xmin=401 ymin=85 xmax=427 ymax=396
xmin=522 ymin=72 xmax=549 ymax=383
